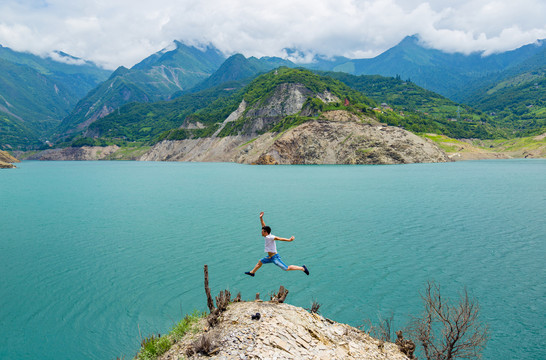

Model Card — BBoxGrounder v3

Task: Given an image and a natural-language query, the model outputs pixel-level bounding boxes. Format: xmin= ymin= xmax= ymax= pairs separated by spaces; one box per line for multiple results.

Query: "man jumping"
xmin=245 ymin=212 xmax=309 ymax=277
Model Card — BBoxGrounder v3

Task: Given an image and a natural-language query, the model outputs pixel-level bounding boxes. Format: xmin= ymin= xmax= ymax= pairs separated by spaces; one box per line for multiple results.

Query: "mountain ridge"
xmin=54 ymin=42 xmax=227 ymax=141
xmin=0 ymin=44 xmax=111 ymax=149
xmin=3 ymin=36 xmax=546 ymax=150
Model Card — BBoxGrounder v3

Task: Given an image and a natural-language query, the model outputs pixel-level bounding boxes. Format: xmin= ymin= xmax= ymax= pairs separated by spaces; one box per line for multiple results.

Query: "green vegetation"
xmin=325 ymin=72 xmax=505 ymax=139
xmin=84 ymin=68 xmax=379 ymax=143
xmin=79 ymin=82 xmax=245 ymax=144
xmin=217 ymin=68 xmax=377 ymax=136
xmin=242 ymin=67 xmax=374 ymax=109
xmin=422 ymin=132 xmax=546 ymax=157
xmin=421 ymin=134 xmax=469 ymax=152
xmin=0 ymin=115 xmax=42 ymax=150
xmin=136 ymin=310 xmax=206 ymax=360
xmin=467 ymin=71 xmax=546 ymax=136
xmin=0 ymin=46 xmax=110 ymax=150
xmin=472 ymin=135 xmax=546 ymax=154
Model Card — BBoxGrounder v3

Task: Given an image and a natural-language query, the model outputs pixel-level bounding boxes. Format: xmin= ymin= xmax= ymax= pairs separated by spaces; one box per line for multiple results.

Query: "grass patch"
xmin=170 ymin=310 xmax=206 ymax=340
xmin=477 ymin=136 xmax=546 ymax=152
xmin=238 ymin=137 xmax=258 ymax=148
xmin=421 ymin=134 xmax=470 ymax=153
xmin=137 ymin=335 xmax=172 ymax=360
xmin=106 ymin=146 xmax=152 ymax=160
xmin=341 ymin=133 xmax=353 ymax=145
xmin=135 ymin=310 xmax=206 ymax=360
xmin=357 ymin=148 xmax=374 ymax=154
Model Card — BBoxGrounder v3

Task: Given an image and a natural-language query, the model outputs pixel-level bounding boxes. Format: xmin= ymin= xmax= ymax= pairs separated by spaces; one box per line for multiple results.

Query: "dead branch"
xmin=270 ymin=285 xmax=289 ymax=303
xmin=409 ymin=280 xmax=489 ymax=360
xmin=204 ymin=265 xmax=214 ymax=313
xmin=395 ymin=331 xmax=416 ymax=359
xmin=215 ymin=289 xmax=231 ymax=312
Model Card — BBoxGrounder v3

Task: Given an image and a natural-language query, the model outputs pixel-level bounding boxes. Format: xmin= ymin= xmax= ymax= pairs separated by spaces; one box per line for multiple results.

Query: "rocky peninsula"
xmin=0 ymin=150 xmax=19 ymax=168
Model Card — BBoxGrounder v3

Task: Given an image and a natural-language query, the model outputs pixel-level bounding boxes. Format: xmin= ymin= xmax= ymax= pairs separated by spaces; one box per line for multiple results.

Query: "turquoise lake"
xmin=0 ymin=160 xmax=545 ymax=359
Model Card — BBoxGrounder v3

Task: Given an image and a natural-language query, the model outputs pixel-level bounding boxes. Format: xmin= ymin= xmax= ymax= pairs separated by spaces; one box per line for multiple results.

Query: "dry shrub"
xmin=187 ymin=333 xmax=218 ymax=357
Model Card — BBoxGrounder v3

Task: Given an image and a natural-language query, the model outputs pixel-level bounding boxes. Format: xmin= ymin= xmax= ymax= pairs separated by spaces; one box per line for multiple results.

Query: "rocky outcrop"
xmin=252 ymin=121 xmax=449 ymax=165
xmin=237 ymin=83 xmax=339 ymax=135
xmin=0 ymin=162 xmax=15 ymax=168
xmin=141 ymin=111 xmax=451 ymax=165
xmin=0 ymin=150 xmax=20 ymax=168
xmin=160 ymin=301 xmax=411 ymax=360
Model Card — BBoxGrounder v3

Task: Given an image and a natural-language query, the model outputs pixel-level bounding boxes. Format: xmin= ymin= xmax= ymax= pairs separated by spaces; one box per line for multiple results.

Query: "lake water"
xmin=0 ymin=160 xmax=545 ymax=359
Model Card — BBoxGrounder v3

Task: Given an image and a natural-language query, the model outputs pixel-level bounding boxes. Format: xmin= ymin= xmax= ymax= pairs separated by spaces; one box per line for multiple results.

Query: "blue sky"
xmin=0 ymin=0 xmax=545 ymax=69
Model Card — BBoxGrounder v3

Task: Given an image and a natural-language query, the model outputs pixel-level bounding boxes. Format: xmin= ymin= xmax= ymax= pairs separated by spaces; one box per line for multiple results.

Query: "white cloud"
xmin=0 ymin=0 xmax=544 ymax=69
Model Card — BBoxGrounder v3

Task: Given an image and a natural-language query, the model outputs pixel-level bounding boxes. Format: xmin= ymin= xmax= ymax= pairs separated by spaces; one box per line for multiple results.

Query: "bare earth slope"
xmin=140 ymin=110 xmax=450 ymax=165
xmin=160 ymin=301 xmax=411 ymax=360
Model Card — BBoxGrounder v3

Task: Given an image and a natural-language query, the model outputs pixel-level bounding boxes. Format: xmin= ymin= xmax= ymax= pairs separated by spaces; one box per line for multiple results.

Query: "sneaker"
xmin=302 ymin=265 xmax=309 ymax=275
xmin=245 ymin=271 xmax=255 ymax=277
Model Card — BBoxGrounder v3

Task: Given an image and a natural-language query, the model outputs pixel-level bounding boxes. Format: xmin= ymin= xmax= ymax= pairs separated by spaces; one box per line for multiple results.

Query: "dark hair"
xmin=262 ymin=226 xmax=271 ymax=234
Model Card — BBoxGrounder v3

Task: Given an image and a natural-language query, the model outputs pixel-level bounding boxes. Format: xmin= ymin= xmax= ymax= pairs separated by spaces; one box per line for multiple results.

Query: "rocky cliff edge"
xmin=159 ymin=300 xmax=412 ymax=360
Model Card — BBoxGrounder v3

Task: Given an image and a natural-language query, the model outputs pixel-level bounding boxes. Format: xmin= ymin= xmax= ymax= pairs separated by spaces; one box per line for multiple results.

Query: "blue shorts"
xmin=260 ymin=254 xmax=288 ymax=271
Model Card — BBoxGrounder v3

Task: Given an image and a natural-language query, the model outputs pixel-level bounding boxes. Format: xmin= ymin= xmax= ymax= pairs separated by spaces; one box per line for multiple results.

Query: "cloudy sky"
xmin=0 ymin=0 xmax=545 ymax=69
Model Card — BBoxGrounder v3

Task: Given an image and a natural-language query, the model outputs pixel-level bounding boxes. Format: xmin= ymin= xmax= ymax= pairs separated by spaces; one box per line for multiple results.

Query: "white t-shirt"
xmin=264 ymin=234 xmax=277 ymax=253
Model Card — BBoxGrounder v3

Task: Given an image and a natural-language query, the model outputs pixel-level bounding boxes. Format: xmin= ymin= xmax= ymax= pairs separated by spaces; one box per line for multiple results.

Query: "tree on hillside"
xmin=409 ymin=280 xmax=489 ymax=360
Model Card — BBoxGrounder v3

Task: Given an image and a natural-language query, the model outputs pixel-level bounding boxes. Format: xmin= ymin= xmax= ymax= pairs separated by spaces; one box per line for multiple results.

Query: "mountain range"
xmin=0 ymin=45 xmax=110 ymax=149
xmin=0 ymin=35 xmax=545 ymax=151
xmin=55 ymin=41 xmax=226 ymax=139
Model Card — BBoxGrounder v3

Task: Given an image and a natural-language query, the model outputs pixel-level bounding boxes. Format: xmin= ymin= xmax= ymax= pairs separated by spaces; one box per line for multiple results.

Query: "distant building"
xmin=380 ymin=103 xmax=393 ymax=111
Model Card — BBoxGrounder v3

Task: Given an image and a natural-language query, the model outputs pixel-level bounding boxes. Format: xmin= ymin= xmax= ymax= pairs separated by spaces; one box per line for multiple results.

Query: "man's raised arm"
xmin=260 ymin=211 xmax=266 ymax=227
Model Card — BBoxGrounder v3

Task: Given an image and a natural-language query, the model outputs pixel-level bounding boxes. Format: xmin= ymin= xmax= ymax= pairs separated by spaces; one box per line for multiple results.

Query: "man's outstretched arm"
xmin=260 ymin=211 xmax=266 ymax=227
xmin=274 ymin=236 xmax=295 ymax=242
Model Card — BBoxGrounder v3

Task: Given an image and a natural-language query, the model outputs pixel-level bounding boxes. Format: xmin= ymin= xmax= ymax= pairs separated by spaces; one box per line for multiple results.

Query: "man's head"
xmin=262 ymin=226 xmax=271 ymax=236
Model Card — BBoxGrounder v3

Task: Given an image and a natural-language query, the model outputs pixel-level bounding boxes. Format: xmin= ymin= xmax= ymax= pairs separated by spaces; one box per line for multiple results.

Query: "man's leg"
xmin=273 ymin=255 xmax=310 ymax=275
xmin=286 ymin=265 xmax=304 ymax=271
xmin=245 ymin=261 xmax=262 ymax=276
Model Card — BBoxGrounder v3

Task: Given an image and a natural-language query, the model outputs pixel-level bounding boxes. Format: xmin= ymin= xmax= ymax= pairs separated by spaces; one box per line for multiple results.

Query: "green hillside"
xmin=469 ymin=71 xmax=545 ymax=135
xmin=325 ymin=72 xmax=502 ymax=139
xmin=65 ymin=68 xmax=379 ymax=145
xmin=464 ymin=46 xmax=546 ymax=136
xmin=0 ymin=113 xmax=42 ymax=150
xmin=0 ymin=46 xmax=111 ymax=149
xmin=187 ymin=54 xmax=294 ymax=93
xmin=67 ymin=67 xmax=514 ymax=147
xmin=161 ymin=67 xmax=377 ymax=139
xmin=68 ymin=81 xmax=245 ymax=145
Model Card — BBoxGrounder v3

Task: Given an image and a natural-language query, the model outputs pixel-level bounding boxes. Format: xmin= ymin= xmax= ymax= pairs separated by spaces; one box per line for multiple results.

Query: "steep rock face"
xmin=252 ymin=120 xmax=450 ymax=165
xmin=239 ymin=83 xmax=340 ymax=135
xmin=140 ymin=136 xmax=253 ymax=162
xmin=159 ymin=301 xmax=411 ymax=360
